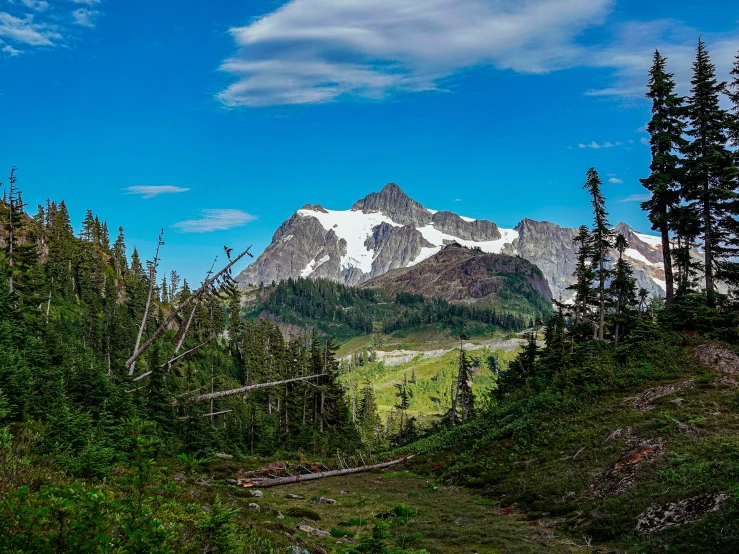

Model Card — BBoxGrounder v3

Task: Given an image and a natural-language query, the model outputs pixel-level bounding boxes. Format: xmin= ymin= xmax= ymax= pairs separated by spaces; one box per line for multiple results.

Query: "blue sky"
xmin=1 ymin=0 xmax=738 ymax=283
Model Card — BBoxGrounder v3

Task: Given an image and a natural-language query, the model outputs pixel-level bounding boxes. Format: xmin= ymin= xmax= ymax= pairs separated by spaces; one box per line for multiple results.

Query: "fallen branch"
xmin=172 ymin=374 xmax=323 ymax=406
xmin=242 ymin=455 xmax=415 ymax=488
xmin=125 ymin=245 xmax=252 ymax=370
xmin=202 ymin=410 xmax=233 ymax=418
xmin=163 ymin=338 xmax=211 ymax=367
xmin=132 ymin=371 xmax=152 ymax=382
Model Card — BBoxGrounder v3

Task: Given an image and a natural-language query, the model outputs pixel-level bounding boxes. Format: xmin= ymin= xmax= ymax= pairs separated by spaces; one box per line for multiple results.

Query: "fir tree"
xmin=640 ymin=50 xmax=686 ymax=309
xmin=568 ymin=224 xmax=596 ymax=336
xmin=609 ymin=234 xmax=637 ymax=346
xmin=584 ymin=168 xmax=613 ymax=339
xmin=681 ymin=38 xmax=738 ymax=304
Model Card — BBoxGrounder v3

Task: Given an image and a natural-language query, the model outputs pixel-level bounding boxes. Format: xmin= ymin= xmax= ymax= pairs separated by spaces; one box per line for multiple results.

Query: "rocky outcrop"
xmin=365 ymin=224 xmax=434 ymax=278
xmin=431 ymin=211 xmax=501 ymax=241
xmin=514 ymin=219 xmax=578 ymax=300
xmin=363 ymin=244 xmax=552 ymax=307
xmin=237 ymin=213 xmax=334 ymax=286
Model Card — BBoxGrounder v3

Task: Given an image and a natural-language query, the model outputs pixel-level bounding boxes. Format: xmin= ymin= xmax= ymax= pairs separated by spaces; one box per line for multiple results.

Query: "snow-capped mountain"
xmin=235 ymin=183 xmax=668 ymax=298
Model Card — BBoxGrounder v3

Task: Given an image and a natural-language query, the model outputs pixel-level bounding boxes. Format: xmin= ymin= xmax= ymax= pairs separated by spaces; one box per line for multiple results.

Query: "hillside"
xmin=362 ymin=244 xmax=552 ymax=310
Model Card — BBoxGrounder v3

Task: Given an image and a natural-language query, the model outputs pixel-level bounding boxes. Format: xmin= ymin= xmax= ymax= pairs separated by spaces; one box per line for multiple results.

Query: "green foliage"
xmin=285 ymin=506 xmax=321 ymax=521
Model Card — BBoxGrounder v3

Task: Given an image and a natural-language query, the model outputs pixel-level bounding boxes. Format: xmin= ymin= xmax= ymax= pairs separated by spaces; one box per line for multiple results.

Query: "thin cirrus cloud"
xmin=609 ymin=177 xmax=624 ymax=184
xmin=125 ymin=185 xmax=191 ymax=199
xmin=578 ymin=141 xmax=622 ymax=149
xmin=619 ymin=193 xmax=651 ymax=203
xmin=173 ymin=210 xmax=257 ymax=233
xmin=0 ymin=0 xmax=103 ymax=56
xmin=217 ymin=0 xmax=616 ymax=107
xmin=216 ymin=0 xmax=739 ymax=108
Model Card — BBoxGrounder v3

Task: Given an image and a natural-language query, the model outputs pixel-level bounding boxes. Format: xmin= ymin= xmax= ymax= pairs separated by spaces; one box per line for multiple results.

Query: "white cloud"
xmin=1 ymin=42 xmax=21 ymax=56
xmin=0 ymin=12 xmax=59 ymax=45
xmin=217 ymin=1 xmax=739 ymax=107
xmin=619 ymin=193 xmax=651 ymax=203
xmin=20 ymin=0 xmax=49 ymax=12
xmin=578 ymin=140 xmax=620 ymax=149
xmin=609 ymin=177 xmax=623 ymax=184
xmin=0 ymin=0 xmax=103 ymax=55
xmin=640 ymin=137 xmax=650 ymax=145
xmin=72 ymin=8 xmax=99 ymax=28
xmin=174 ymin=210 xmax=257 ymax=233
xmin=585 ymin=21 xmax=739 ymax=98
xmin=218 ymin=0 xmax=615 ymax=107
xmin=126 ymin=185 xmax=191 ymax=199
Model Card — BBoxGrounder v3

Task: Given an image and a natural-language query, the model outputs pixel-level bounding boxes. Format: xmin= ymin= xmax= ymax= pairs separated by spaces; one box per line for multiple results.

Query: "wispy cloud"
xmin=174 ymin=210 xmax=257 ymax=233
xmin=585 ymin=21 xmax=739 ymax=98
xmin=577 ymin=140 xmax=622 ymax=149
xmin=217 ymin=1 xmax=739 ymax=107
xmin=126 ymin=185 xmax=191 ymax=199
xmin=609 ymin=177 xmax=624 ymax=184
xmin=72 ymin=8 xmax=100 ymax=28
xmin=619 ymin=193 xmax=651 ymax=203
xmin=1 ymin=0 xmax=104 ymax=55
xmin=218 ymin=0 xmax=614 ymax=107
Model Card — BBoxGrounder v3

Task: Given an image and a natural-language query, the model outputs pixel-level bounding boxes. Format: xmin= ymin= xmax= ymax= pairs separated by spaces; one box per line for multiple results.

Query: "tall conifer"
xmin=681 ymin=39 xmax=738 ymax=304
xmin=584 ymin=168 xmax=613 ymax=340
xmin=640 ymin=51 xmax=686 ymax=308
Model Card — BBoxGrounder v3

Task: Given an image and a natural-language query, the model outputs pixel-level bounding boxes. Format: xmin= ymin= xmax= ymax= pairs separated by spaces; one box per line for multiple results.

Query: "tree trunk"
xmin=173 ymin=375 xmax=324 ymax=406
xmin=243 ymin=455 xmax=415 ymax=488
xmin=660 ymin=225 xmax=674 ymax=309
xmin=130 ymin=230 xmax=164 ymax=375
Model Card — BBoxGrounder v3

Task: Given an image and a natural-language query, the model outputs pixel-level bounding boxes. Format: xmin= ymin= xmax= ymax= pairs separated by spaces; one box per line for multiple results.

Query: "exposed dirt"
xmin=586 ymin=437 xmax=665 ymax=499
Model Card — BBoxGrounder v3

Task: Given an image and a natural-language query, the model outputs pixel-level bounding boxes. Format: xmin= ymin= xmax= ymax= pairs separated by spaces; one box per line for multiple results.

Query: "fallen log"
xmin=241 ymin=455 xmax=415 ymax=488
xmin=173 ymin=374 xmax=324 ymax=406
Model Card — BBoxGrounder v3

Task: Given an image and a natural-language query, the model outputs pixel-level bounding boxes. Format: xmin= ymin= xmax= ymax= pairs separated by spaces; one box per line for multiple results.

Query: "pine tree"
xmin=640 ymin=50 xmax=686 ymax=309
xmin=609 ymin=234 xmax=637 ymax=346
xmin=112 ymin=227 xmax=128 ymax=276
xmin=358 ymin=380 xmax=383 ymax=448
xmin=584 ymin=168 xmax=613 ymax=339
xmin=681 ymin=38 xmax=738 ymax=305
xmin=728 ymin=50 xmax=739 ymax=148
xmin=568 ymin=225 xmax=596 ymax=335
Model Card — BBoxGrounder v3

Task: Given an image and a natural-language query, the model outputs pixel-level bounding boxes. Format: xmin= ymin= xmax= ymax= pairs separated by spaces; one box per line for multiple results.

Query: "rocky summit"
xmin=235 ymin=183 xmax=668 ymax=299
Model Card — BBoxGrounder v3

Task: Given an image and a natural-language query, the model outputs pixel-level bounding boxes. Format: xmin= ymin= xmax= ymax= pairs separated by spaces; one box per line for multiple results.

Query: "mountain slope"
xmin=236 ymin=183 xmax=668 ymax=298
xmin=362 ymin=244 xmax=552 ymax=312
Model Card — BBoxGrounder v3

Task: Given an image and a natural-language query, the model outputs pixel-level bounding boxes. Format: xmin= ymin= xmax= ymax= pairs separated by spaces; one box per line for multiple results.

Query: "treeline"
xmin=259 ymin=276 xmax=543 ymax=338
xmin=262 ymin=276 xmax=376 ymax=334
xmin=382 ymin=297 xmax=535 ymax=334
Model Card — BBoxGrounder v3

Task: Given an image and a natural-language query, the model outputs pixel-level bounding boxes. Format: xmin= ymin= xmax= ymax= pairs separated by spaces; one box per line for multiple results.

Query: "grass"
xmin=401 ymin=341 xmax=739 ymax=553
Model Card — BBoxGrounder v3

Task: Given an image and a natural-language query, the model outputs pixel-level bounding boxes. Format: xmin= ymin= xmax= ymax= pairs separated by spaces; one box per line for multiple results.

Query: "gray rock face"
xmin=515 ymin=219 xmax=578 ymax=300
xmin=431 ymin=211 xmax=501 ymax=241
xmin=351 ymin=183 xmax=431 ymax=226
xmin=366 ymin=224 xmax=434 ymax=278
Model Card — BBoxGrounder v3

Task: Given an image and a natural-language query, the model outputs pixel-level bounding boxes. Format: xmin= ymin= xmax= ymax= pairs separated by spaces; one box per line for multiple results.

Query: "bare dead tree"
xmin=173 ymin=374 xmax=323 ymax=406
xmin=129 ymin=229 xmax=165 ymax=375
xmin=124 ymin=245 xmax=252 ymax=371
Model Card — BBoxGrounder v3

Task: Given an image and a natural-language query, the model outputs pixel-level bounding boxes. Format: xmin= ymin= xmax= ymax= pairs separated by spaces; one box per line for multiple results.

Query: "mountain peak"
xmin=351 ymin=182 xmax=431 ymax=226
